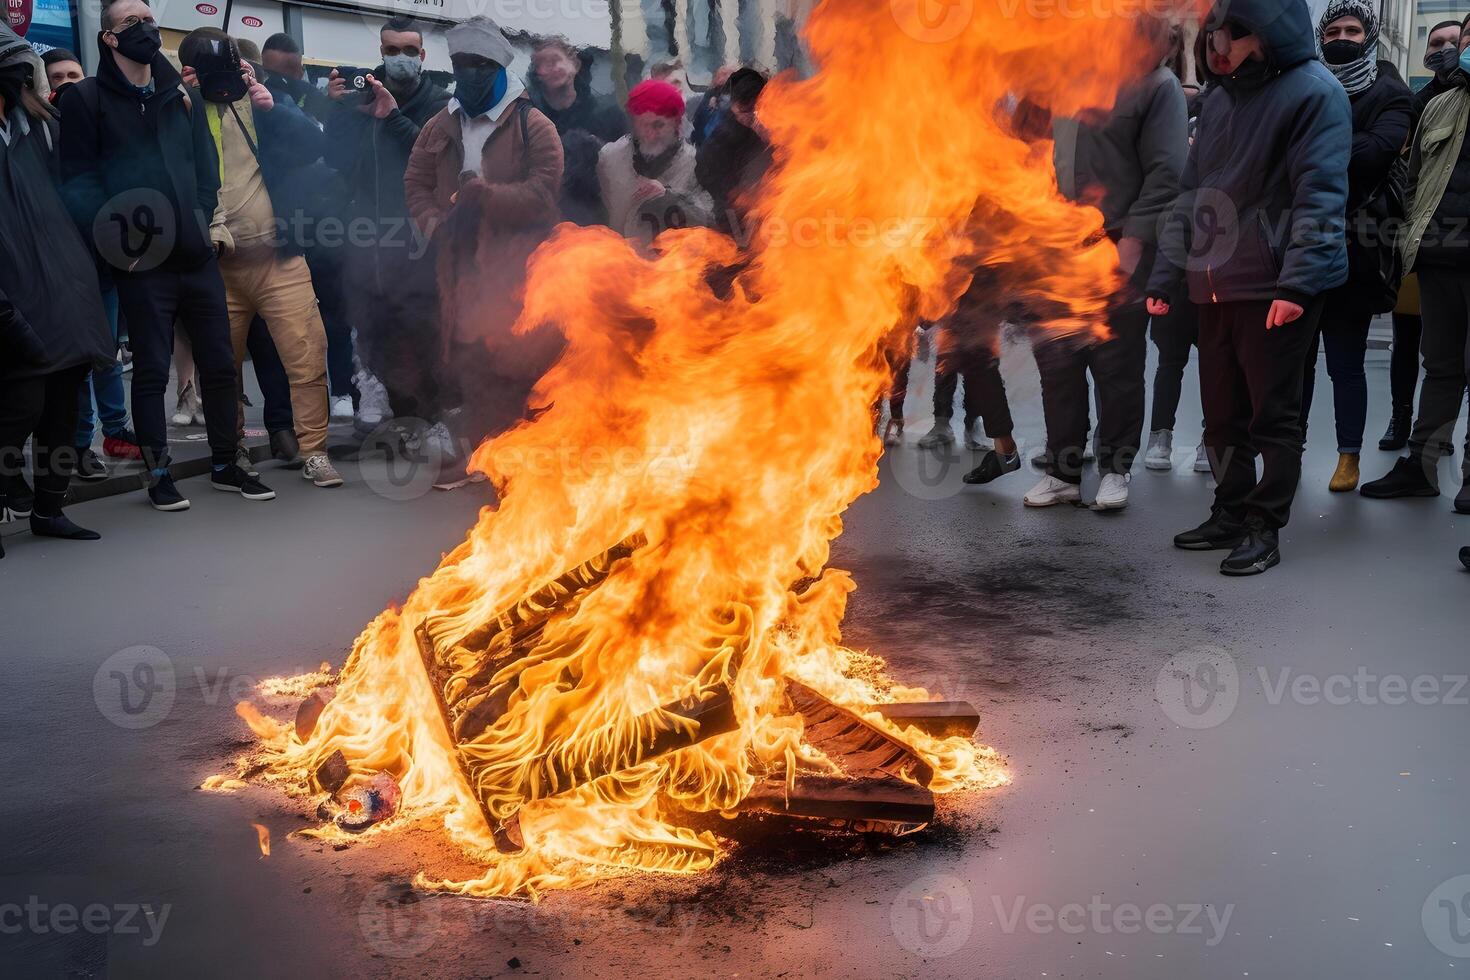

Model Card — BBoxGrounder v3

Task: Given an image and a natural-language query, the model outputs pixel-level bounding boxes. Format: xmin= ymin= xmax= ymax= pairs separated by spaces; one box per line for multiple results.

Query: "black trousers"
xmin=1033 ymin=301 xmax=1149 ymax=483
xmin=1408 ymin=268 xmax=1470 ymax=464
xmin=306 ymin=247 xmax=358 ymax=402
xmin=0 ymin=364 xmax=90 ymax=517
xmin=114 ymin=259 xmax=238 ymax=468
xmin=1197 ymin=297 xmax=1323 ymax=530
xmin=1149 ymin=298 xmax=1199 ymax=432
xmin=347 ymin=247 xmax=445 ymax=424
xmin=931 ymin=328 xmax=1014 ymax=438
xmin=246 ymin=315 xmax=295 ymax=434
xmin=1389 ymin=312 xmax=1421 ymax=417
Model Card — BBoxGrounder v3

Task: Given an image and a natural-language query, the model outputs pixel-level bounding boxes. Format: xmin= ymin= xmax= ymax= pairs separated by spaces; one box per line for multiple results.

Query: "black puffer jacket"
xmin=1337 ymin=63 xmax=1412 ymax=297
xmin=0 ymin=108 xmax=111 ymax=382
xmin=58 ymin=40 xmax=220 ymax=272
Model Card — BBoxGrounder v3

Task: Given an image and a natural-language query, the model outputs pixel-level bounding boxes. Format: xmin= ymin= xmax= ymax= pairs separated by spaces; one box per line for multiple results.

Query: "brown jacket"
xmin=404 ymin=94 xmax=565 ymax=369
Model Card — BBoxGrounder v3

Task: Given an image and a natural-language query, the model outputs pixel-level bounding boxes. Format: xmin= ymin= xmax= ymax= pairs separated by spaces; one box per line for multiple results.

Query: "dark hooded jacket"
xmin=58 ymin=39 xmax=221 ymax=273
xmin=527 ymin=62 xmax=626 ymax=143
xmin=1147 ymin=0 xmax=1352 ymax=307
xmin=1336 ymin=62 xmax=1413 ymax=298
xmin=324 ymin=70 xmax=450 ymax=233
xmin=695 ymin=114 xmax=772 ymax=238
xmin=1 ymin=104 xmax=112 ymax=382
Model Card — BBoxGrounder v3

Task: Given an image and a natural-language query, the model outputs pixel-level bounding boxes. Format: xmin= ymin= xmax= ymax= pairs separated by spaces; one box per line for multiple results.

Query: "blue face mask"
xmin=1461 ymin=45 xmax=1470 ymax=74
xmin=454 ymin=64 xmax=507 ymax=117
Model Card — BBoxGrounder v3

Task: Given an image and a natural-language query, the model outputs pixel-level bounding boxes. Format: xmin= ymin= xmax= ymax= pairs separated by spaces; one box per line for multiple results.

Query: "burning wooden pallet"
xmin=413 ymin=537 xmax=978 ymax=852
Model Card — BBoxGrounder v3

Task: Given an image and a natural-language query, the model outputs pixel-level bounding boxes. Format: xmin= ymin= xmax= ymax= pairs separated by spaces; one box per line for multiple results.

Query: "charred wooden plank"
xmin=786 ymin=680 xmax=934 ymax=788
xmin=739 ymin=775 xmax=934 ymax=834
xmin=869 ymin=701 xmax=979 ymax=739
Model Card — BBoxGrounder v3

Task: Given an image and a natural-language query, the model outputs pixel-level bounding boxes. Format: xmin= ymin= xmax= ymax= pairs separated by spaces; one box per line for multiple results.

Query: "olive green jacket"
xmin=1400 ymin=87 xmax=1469 ymax=274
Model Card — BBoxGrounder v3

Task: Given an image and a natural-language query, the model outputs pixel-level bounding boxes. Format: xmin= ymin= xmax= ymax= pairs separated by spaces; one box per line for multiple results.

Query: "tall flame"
xmin=241 ymin=0 xmax=1175 ymax=896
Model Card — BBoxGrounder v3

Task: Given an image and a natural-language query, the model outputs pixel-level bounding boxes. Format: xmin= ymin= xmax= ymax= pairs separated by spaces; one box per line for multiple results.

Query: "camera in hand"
xmin=193 ymin=37 xmax=248 ymax=104
xmin=337 ymin=66 xmax=373 ymax=104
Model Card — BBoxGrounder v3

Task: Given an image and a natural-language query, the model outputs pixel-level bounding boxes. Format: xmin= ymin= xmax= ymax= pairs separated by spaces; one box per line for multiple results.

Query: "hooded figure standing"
xmin=0 ymin=21 xmax=113 ymax=557
xmin=1297 ymin=0 xmax=1412 ymax=493
xmin=1147 ymin=0 xmax=1351 ymax=576
xmin=404 ymin=16 xmax=564 ymax=479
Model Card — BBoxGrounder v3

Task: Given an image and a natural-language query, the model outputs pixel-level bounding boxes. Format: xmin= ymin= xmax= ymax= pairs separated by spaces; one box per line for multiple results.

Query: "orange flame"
xmin=241 ymin=0 xmax=1180 ymax=896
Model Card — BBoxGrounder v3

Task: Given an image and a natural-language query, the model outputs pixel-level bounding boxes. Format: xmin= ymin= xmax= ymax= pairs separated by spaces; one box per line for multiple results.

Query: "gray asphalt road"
xmin=2 ymin=344 xmax=1467 ymax=979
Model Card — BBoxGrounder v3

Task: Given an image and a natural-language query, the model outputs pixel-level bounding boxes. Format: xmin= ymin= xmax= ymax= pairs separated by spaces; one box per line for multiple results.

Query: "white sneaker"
xmin=963 ymin=419 xmax=990 ymax=451
xmin=1093 ymin=472 xmax=1130 ymax=510
xmin=1194 ymin=443 xmax=1212 ymax=473
xmin=171 ymin=381 xmax=199 ymax=426
xmin=917 ymin=420 xmax=955 ymax=450
xmin=303 ymin=454 xmax=344 ymax=488
xmin=1144 ymin=430 xmax=1173 ymax=471
xmin=354 ymin=372 xmax=391 ymax=431
xmin=1024 ymin=475 xmax=1082 ymax=507
xmin=423 ymin=421 xmax=460 ymax=462
xmin=330 ymin=395 xmax=354 ymax=422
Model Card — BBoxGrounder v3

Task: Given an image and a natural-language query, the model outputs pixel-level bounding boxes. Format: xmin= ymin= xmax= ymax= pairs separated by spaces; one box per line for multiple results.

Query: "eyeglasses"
xmin=1207 ymin=22 xmax=1251 ymax=55
xmin=111 ymin=14 xmax=157 ymax=31
xmin=382 ymin=45 xmax=421 ymax=58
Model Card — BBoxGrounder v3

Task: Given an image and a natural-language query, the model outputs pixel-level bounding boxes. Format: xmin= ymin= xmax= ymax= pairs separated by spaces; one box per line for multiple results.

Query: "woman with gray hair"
xmin=0 ymin=21 xmax=113 ymax=558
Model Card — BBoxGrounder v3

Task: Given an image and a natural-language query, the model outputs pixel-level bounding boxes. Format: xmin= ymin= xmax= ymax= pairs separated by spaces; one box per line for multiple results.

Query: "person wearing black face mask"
xmin=1415 ymin=21 xmax=1464 ymax=123
xmin=58 ymin=0 xmax=265 ymax=512
xmin=1147 ymin=0 xmax=1351 ymax=576
xmin=1297 ymin=0 xmax=1412 ymax=493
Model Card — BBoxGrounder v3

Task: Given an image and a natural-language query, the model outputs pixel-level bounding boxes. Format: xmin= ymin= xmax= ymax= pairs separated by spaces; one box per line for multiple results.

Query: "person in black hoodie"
xmin=1147 ymin=0 xmax=1352 ymax=576
xmin=1298 ymin=0 xmax=1412 ymax=493
xmin=323 ymin=16 xmax=451 ymax=438
xmin=1415 ymin=21 xmax=1464 ymax=121
xmin=0 ymin=22 xmax=114 ymax=557
xmin=58 ymin=0 xmax=264 ymax=511
xmin=695 ymin=68 xmax=772 ymax=240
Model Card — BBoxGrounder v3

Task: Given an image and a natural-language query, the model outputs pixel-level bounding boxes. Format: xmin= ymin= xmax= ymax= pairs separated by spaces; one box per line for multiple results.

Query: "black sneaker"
xmin=211 ymin=464 xmax=276 ymax=501
xmin=963 ymin=450 xmax=1021 ymax=485
xmin=75 ymin=447 xmax=109 ymax=481
xmin=148 ymin=472 xmax=191 ymax=511
xmin=270 ymin=429 xmax=301 ymax=468
xmin=1173 ymin=514 xmax=1248 ymax=551
xmin=1378 ymin=413 xmax=1411 ymax=452
xmin=1220 ymin=528 xmax=1281 ymax=576
xmin=1360 ymin=455 xmax=1439 ymax=499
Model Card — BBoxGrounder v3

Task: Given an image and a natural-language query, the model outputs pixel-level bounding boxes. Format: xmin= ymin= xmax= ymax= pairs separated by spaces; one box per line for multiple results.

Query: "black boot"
xmin=1456 ymin=473 xmax=1470 ymax=515
xmin=270 ymin=428 xmax=301 ymax=467
xmin=30 ymin=512 xmax=101 ymax=540
xmin=1378 ymin=411 xmax=1411 ymax=451
xmin=1360 ymin=455 xmax=1439 ymax=499
xmin=1174 ymin=513 xmax=1248 ymax=551
xmin=1220 ymin=527 xmax=1281 ymax=576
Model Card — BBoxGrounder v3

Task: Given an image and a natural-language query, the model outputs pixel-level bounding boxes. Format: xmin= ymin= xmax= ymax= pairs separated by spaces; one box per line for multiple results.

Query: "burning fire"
xmin=231 ymin=0 xmax=1172 ymax=896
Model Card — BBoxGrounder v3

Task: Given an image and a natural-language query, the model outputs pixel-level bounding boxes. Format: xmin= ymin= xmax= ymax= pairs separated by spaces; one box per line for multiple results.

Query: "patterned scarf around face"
xmin=1318 ymin=0 xmax=1379 ymax=96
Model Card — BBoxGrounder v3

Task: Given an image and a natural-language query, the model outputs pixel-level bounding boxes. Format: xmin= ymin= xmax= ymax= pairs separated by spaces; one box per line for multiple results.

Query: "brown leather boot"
xmin=1329 ymin=452 xmax=1360 ymax=493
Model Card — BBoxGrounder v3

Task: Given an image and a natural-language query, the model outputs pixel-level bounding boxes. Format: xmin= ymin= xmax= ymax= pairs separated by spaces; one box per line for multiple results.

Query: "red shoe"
xmin=102 ymin=429 xmax=143 ymax=460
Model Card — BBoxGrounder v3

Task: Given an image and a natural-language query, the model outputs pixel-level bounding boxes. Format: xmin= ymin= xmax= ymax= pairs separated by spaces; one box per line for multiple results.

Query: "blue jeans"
xmin=75 ymin=287 xmax=130 ymax=446
xmin=1301 ymin=289 xmax=1372 ymax=455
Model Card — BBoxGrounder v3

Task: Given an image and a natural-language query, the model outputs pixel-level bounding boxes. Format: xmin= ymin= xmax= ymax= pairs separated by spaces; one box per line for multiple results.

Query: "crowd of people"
xmin=887 ymin=0 xmax=1470 ymax=576
xmin=0 ymin=0 xmax=1467 ymax=576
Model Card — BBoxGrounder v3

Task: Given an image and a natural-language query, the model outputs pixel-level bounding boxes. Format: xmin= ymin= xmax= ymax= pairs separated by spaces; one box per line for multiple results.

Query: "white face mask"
xmin=382 ymin=53 xmax=422 ymax=86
